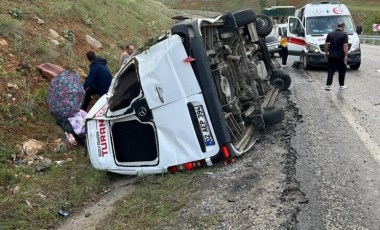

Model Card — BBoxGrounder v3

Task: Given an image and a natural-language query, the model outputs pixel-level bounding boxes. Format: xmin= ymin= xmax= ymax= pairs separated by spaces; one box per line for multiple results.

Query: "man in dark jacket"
xmin=81 ymin=51 xmax=113 ymax=111
xmin=324 ymin=22 xmax=349 ymax=90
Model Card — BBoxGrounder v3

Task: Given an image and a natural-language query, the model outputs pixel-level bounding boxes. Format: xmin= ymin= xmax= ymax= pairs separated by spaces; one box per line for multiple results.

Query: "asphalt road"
xmin=287 ymin=44 xmax=380 ymax=229
xmin=58 ymin=45 xmax=380 ymax=230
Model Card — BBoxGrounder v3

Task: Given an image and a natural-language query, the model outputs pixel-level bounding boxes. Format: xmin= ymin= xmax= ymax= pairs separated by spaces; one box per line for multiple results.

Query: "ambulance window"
xmin=289 ymin=18 xmax=304 ymax=36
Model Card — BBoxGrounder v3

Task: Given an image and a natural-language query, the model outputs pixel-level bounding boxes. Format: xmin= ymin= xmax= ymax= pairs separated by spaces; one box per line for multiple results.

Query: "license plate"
xmin=193 ymin=105 xmax=215 ymax=146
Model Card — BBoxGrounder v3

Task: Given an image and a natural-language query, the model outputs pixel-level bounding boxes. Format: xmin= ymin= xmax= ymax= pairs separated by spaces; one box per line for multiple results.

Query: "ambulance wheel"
xmin=302 ymin=52 xmax=311 ymax=70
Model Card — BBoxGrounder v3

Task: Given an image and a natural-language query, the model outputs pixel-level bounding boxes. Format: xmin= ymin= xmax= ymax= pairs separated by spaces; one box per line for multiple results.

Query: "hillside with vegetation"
xmin=0 ymin=0 xmax=172 ymax=228
xmin=160 ymin=0 xmax=380 ymax=34
xmin=0 ymin=0 xmax=379 ymax=228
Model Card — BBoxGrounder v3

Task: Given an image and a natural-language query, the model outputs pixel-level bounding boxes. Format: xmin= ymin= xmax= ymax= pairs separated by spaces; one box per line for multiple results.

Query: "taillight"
xmin=221 ymin=145 xmax=230 ymax=159
xmin=168 ymin=159 xmax=206 ymax=173
xmin=167 ymin=165 xmax=179 ymax=172
xmin=184 ymin=162 xmax=194 ymax=170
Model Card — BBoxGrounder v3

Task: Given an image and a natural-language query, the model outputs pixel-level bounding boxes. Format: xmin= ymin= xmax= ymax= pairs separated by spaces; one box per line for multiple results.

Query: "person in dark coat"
xmin=81 ymin=51 xmax=113 ymax=111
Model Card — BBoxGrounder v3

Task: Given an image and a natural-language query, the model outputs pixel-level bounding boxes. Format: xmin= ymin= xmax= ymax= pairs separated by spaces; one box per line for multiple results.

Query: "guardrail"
xmin=359 ymin=35 xmax=380 ymax=45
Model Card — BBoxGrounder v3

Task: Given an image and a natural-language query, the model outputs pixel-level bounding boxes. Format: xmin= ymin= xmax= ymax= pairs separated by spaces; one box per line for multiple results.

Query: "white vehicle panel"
xmin=151 ymin=93 xmax=219 ymax=167
xmin=138 ymin=34 xmax=201 ymax=109
xmin=304 ymin=3 xmax=350 ymax=17
xmin=86 ymin=93 xmax=219 ymax=174
xmin=86 ymin=119 xmax=115 ymax=170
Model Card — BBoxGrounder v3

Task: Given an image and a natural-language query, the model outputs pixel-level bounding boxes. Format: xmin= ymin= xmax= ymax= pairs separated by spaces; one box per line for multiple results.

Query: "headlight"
xmin=351 ymin=40 xmax=360 ymax=51
xmin=306 ymin=43 xmax=320 ymax=53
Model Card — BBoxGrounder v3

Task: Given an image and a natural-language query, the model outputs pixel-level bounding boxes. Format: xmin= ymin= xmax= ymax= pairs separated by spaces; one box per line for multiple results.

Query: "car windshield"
xmin=306 ymin=15 xmax=355 ymax=35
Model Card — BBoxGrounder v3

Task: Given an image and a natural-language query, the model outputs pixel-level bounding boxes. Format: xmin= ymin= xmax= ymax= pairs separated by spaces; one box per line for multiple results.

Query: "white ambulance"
xmin=287 ymin=1 xmax=362 ymax=70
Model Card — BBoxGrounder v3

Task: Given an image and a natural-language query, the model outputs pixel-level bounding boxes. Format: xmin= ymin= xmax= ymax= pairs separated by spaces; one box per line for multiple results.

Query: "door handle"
xmin=155 ymin=84 xmax=164 ymax=103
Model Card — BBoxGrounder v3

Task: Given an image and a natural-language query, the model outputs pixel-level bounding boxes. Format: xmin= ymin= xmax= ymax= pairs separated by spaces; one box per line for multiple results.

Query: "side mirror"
xmin=356 ymin=25 xmax=362 ymax=35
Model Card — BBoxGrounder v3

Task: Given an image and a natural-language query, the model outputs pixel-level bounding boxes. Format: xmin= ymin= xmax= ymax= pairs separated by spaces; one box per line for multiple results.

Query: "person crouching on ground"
xmin=81 ymin=51 xmax=112 ymax=111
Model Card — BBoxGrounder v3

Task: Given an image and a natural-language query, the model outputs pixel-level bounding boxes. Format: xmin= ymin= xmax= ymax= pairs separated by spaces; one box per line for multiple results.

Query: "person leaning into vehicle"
xmin=324 ymin=22 xmax=348 ymax=91
xmin=279 ymin=34 xmax=288 ymax=68
xmin=119 ymin=44 xmax=135 ymax=66
xmin=81 ymin=51 xmax=113 ymax=111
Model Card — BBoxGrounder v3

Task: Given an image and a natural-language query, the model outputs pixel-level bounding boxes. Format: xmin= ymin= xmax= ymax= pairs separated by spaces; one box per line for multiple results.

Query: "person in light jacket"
xmin=119 ymin=44 xmax=135 ymax=66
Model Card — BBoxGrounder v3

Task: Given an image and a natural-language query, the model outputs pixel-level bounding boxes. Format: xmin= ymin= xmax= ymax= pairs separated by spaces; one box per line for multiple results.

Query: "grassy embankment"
xmin=160 ymin=0 xmax=380 ymax=34
xmin=1 ymin=0 xmax=379 ymax=229
xmin=0 ymin=0 xmax=172 ymax=228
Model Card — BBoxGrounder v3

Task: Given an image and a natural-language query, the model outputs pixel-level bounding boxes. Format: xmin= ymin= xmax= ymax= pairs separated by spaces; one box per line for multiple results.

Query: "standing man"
xmin=119 ymin=44 xmax=135 ymax=66
xmin=324 ymin=22 xmax=348 ymax=90
xmin=81 ymin=51 xmax=113 ymax=111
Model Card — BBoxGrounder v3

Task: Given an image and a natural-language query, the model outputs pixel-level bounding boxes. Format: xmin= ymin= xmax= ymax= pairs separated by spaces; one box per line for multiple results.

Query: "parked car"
xmin=270 ymin=23 xmax=288 ymax=40
xmin=265 ymin=35 xmax=281 ymax=57
xmin=85 ymin=9 xmax=291 ymax=175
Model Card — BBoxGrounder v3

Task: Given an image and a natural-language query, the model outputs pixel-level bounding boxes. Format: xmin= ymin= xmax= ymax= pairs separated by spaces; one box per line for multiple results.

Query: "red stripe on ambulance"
xmin=288 ymin=37 xmax=306 ymax=46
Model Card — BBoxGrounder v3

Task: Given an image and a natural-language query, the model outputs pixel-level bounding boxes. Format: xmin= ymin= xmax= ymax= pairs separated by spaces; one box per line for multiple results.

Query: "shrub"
xmin=84 ymin=18 xmax=93 ymax=27
xmin=9 ymin=8 xmax=25 ymax=20
xmin=33 ymin=42 xmax=59 ymax=63
xmin=0 ymin=17 xmax=24 ymax=38
xmin=61 ymin=28 xmax=76 ymax=43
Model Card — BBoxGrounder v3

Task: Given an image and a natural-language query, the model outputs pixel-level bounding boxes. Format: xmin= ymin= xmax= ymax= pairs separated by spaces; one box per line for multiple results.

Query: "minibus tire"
xmin=270 ymin=70 xmax=291 ymax=91
xmin=256 ymin=14 xmax=273 ymax=37
xmin=263 ymin=106 xmax=285 ymax=126
xmin=232 ymin=9 xmax=257 ymax=27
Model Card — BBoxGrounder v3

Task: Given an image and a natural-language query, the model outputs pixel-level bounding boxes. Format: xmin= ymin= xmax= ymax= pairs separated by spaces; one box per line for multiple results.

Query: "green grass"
xmin=193 ymin=215 xmax=221 ymax=229
xmin=0 ymin=0 xmax=174 ymax=229
xmin=158 ymin=0 xmax=380 ymax=34
xmin=0 ymin=0 xmax=376 ymax=228
xmin=95 ymin=166 xmax=223 ymax=230
xmin=97 ymin=171 xmax=204 ymax=230
xmin=0 ymin=16 xmax=24 ymax=38
xmin=0 ymin=153 xmax=115 ymax=229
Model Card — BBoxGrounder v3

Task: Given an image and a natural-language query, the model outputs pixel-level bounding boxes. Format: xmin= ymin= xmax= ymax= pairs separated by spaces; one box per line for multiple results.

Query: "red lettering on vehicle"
xmin=101 ymin=142 xmax=108 ymax=156
xmin=100 ymin=127 xmax=106 ymax=135
xmin=98 ymin=120 xmax=108 ymax=157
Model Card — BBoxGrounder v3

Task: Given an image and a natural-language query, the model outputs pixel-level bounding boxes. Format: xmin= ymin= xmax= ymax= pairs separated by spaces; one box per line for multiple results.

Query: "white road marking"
xmin=309 ymin=71 xmax=380 ymax=165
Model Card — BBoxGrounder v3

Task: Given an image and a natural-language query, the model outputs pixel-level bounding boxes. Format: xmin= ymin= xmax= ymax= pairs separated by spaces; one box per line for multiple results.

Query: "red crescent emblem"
xmin=332 ymin=7 xmax=343 ymax=14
